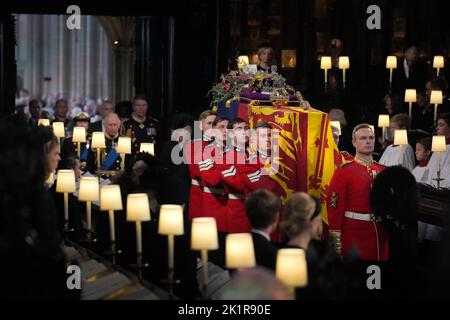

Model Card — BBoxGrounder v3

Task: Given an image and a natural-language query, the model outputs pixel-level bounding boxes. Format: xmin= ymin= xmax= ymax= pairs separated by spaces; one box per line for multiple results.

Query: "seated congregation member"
xmin=88 ymin=100 xmax=115 ymax=133
xmin=424 ymin=112 xmax=450 ymax=189
xmin=0 ymin=122 xmax=76 ymax=299
xmin=245 ymin=189 xmax=281 ymax=270
xmin=281 ymin=192 xmax=354 ymax=299
xmin=379 ymin=113 xmax=415 ymax=171
xmin=218 ymin=267 xmax=293 ymax=300
xmin=184 ymin=110 xmax=216 ymax=220
xmin=370 ymin=166 xmax=426 ymax=299
xmin=86 ymin=113 xmax=122 ymax=173
xmin=280 ymin=192 xmax=322 ymax=251
xmin=412 ymin=138 xmax=432 ymax=183
xmin=121 ymin=95 xmax=159 ymax=157
xmin=61 ymin=111 xmax=91 ymax=171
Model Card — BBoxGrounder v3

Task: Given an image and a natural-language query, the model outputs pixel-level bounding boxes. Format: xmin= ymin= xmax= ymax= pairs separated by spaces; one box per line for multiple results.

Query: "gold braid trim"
xmin=329 ymin=229 xmax=343 ymax=255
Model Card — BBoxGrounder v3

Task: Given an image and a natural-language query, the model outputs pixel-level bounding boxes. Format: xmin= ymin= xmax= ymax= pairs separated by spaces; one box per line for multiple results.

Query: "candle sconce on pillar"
xmin=100 ymin=185 xmax=123 ymax=265
xmin=56 ymin=169 xmax=76 ymax=236
xmin=126 ymin=193 xmax=151 ymax=281
xmin=158 ymin=204 xmax=184 ymax=299
xmin=432 ymin=136 xmax=446 ymax=188
xmin=386 ymin=56 xmax=397 ymax=93
xmin=78 ymin=177 xmax=99 ymax=247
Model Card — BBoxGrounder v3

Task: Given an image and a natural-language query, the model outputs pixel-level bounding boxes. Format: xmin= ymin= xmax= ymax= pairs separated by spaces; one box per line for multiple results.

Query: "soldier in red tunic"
xmin=198 ymin=116 xmax=230 ymax=232
xmin=184 ymin=110 xmax=216 ymax=220
xmin=327 ymin=123 xmax=389 ymax=261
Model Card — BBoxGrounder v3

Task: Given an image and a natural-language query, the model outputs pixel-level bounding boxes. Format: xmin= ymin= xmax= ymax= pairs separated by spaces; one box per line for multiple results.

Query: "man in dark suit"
xmin=392 ymin=46 xmax=426 ymax=95
xmin=245 ymin=189 xmax=281 ymax=271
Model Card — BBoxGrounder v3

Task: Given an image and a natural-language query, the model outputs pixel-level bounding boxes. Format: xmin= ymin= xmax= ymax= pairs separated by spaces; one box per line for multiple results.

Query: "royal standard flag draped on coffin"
xmin=248 ymin=105 xmax=338 ymax=226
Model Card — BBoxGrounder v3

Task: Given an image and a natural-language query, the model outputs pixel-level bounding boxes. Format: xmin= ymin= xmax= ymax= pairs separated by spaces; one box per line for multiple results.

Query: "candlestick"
xmin=56 ymin=169 xmax=76 ymax=233
xmin=338 ymin=56 xmax=350 ymax=88
xmin=100 ymin=185 xmax=123 ymax=263
xmin=432 ymin=136 xmax=446 ymax=188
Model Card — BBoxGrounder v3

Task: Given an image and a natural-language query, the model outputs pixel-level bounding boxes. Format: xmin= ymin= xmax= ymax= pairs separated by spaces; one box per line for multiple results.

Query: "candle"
xmin=100 ymin=185 xmax=123 ymax=242
xmin=394 ymin=130 xmax=408 ymax=165
xmin=320 ymin=56 xmax=332 ymax=88
xmin=226 ymin=233 xmax=255 ymax=269
xmin=117 ymin=137 xmax=132 ymax=171
xmin=78 ymin=177 xmax=99 ymax=231
xmin=432 ymin=136 xmax=446 ymax=188
xmin=433 ymin=56 xmax=444 ymax=77
xmin=92 ymin=132 xmax=106 ymax=170
xmin=73 ymin=127 xmax=87 ymax=159
xmin=404 ymin=89 xmax=417 ymax=118
xmin=140 ymin=142 xmax=155 ymax=156
xmin=191 ymin=217 xmax=219 ymax=296
xmin=37 ymin=118 xmax=50 ymax=126
xmin=430 ymin=90 xmax=443 ymax=124
xmin=378 ymin=114 xmax=390 ymax=144
xmin=276 ymin=248 xmax=308 ymax=293
xmin=338 ymin=56 xmax=350 ymax=88
xmin=158 ymin=204 xmax=184 ymax=273
xmin=386 ymin=56 xmax=397 ymax=88
xmin=56 ymin=170 xmax=76 ymax=225
xmin=127 ymin=193 xmax=151 ymax=254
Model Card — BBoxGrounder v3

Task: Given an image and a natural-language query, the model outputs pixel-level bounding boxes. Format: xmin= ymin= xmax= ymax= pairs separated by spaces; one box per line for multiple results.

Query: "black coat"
xmin=251 ymin=232 xmax=278 ymax=271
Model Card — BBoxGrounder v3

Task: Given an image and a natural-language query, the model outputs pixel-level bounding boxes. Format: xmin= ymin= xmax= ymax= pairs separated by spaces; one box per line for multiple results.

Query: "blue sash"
xmin=101 ymin=148 xmax=120 ymax=170
xmin=80 ymin=146 xmax=89 ymax=162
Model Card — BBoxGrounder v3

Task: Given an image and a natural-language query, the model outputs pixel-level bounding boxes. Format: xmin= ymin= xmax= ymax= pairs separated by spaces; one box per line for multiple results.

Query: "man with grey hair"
xmin=393 ymin=45 xmax=426 ymax=94
xmin=86 ymin=113 xmax=122 ymax=173
xmin=89 ymin=100 xmax=115 ymax=133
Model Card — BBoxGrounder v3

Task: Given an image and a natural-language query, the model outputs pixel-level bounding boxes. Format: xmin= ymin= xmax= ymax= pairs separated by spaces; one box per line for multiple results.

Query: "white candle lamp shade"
xmin=78 ymin=177 xmax=99 ymax=202
xmin=56 ymin=170 xmax=76 ymax=193
xmin=158 ymin=204 xmax=184 ymax=235
xmin=126 ymin=193 xmax=151 ymax=222
xmin=330 ymin=121 xmax=342 ymax=135
xmin=100 ymin=185 xmax=123 ymax=211
xmin=432 ymin=136 xmax=447 ymax=152
xmin=338 ymin=56 xmax=350 ymax=69
xmin=276 ymin=248 xmax=308 ymax=288
xmin=225 ymin=233 xmax=256 ymax=269
xmin=52 ymin=122 xmax=65 ymax=138
xmin=394 ymin=130 xmax=408 ymax=145
xmin=72 ymin=126 xmax=87 ymax=143
xmin=386 ymin=56 xmax=397 ymax=69
xmin=433 ymin=56 xmax=445 ymax=69
xmin=378 ymin=115 xmax=390 ymax=128
xmin=116 ymin=137 xmax=132 ymax=154
xmin=37 ymin=118 xmax=50 ymax=126
xmin=191 ymin=218 xmax=219 ymax=251
xmin=140 ymin=142 xmax=155 ymax=156
xmin=237 ymin=55 xmax=250 ymax=69
xmin=91 ymin=132 xmax=106 ymax=149
xmin=320 ymin=56 xmax=332 ymax=70
xmin=430 ymin=90 xmax=443 ymax=105
xmin=404 ymin=89 xmax=417 ymax=103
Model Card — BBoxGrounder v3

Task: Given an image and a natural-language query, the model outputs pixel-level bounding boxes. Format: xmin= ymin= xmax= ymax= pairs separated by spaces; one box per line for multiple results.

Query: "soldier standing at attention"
xmin=327 ymin=123 xmax=389 ymax=261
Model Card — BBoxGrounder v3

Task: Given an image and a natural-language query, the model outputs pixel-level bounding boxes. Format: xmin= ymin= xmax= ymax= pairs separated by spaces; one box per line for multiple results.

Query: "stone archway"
xmin=95 ymin=16 xmax=136 ymax=104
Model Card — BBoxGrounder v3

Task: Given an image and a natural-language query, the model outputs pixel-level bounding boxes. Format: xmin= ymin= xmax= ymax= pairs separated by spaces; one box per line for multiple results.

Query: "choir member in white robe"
xmin=380 ymin=113 xmax=415 ymax=170
xmin=411 ymin=138 xmax=431 ymax=183
xmin=380 ymin=143 xmax=416 ymax=170
xmin=420 ymin=114 xmax=450 ymax=242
